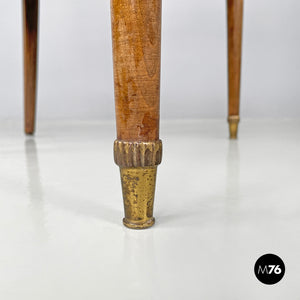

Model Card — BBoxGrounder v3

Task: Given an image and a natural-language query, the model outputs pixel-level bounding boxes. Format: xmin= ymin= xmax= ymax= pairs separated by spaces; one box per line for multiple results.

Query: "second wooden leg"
xmin=23 ymin=0 xmax=39 ymax=135
xmin=227 ymin=0 xmax=243 ymax=139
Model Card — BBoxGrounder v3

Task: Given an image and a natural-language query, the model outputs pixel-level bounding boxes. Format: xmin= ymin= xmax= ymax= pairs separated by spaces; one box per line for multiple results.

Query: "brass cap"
xmin=228 ymin=115 xmax=240 ymax=139
xmin=120 ymin=166 xmax=157 ymax=229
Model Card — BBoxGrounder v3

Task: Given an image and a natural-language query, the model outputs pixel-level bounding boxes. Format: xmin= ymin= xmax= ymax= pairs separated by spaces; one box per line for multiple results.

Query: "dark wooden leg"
xmin=227 ymin=0 xmax=243 ymax=139
xmin=111 ymin=0 xmax=162 ymax=229
xmin=23 ymin=0 xmax=38 ymax=135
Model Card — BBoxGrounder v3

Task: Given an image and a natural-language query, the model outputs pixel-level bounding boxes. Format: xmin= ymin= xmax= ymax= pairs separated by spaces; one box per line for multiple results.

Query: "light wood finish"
xmin=111 ymin=0 xmax=162 ymax=229
xmin=227 ymin=0 xmax=243 ymax=138
xmin=23 ymin=0 xmax=38 ymax=135
xmin=111 ymin=0 xmax=161 ymax=142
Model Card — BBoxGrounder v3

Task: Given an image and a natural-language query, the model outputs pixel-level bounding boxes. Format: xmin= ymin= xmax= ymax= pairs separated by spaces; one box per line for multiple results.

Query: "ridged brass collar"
xmin=114 ymin=140 xmax=162 ymax=168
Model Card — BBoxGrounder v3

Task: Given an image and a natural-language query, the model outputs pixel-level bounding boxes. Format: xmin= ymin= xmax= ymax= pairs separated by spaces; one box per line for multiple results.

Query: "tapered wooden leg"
xmin=227 ymin=0 xmax=243 ymax=139
xmin=111 ymin=0 xmax=162 ymax=229
xmin=23 ymin=0 xmax=38 ymax=135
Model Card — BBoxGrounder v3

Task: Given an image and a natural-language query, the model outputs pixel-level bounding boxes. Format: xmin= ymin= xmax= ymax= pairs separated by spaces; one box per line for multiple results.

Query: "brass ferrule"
xmin=114 ymin=140 xmax=162 ymax=168
xmin=114 ymin=140 xmax=162 ymax=229
xmin=228 ymin=115 xmax=240 ymax=139
xmin=120 ymin=166 xmax=157 ymax=229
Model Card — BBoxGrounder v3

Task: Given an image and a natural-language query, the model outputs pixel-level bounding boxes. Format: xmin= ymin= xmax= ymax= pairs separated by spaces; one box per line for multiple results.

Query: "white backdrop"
xmin=0 ymin=0 xmax=300 ymax=120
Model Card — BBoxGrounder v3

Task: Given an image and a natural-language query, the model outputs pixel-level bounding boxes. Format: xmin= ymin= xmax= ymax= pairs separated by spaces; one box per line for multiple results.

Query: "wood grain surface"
xmin=227 ymin=0 xmax=243 ymax=117
xmin=111 ymin=0 xmax=161 ymax=142
xmin=23 ymin=0 xmax=38 ymax=134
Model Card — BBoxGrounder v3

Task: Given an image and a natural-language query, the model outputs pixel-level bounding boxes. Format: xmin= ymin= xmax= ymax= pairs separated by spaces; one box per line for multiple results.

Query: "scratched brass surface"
xmin=120 ymin=166 xmax=157 ymax=229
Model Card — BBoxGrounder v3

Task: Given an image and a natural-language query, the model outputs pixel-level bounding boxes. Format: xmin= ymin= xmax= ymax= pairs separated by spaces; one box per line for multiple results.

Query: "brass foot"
xmin=114 ymin=140 xmax=162 ymax=229
xmin=120 ymin=167 xmax=157 ymax=230
xmin=228 ymin=115 xmax=240 ymax=139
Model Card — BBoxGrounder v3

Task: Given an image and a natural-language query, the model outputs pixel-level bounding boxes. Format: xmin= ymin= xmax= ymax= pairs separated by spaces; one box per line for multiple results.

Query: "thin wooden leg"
xmin=23 ymin=0 xmax=38 ymax=135
xmin=111 ymin=0 xmax=162 ymax=229
xmin=227 ymin=0 xmax=243 ymax=139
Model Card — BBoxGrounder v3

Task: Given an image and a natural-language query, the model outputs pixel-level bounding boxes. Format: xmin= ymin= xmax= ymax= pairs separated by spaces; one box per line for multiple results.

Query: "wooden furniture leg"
xmin=227 ymin=0 xmax=243 ymax=139
xmin=23 ymin=0 xmax=38 ymax=135
xmin=111 ymin=0 xmax=162 ymax=229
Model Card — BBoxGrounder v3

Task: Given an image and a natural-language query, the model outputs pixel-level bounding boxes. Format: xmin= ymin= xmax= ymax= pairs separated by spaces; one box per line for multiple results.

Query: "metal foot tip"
xmin=228 ymin=116 xmax=240 ymax=139
xmin=123 ymin=217 xmax=155 ymax=229
xmin=120 ymin=167 xmax=157 ymax=230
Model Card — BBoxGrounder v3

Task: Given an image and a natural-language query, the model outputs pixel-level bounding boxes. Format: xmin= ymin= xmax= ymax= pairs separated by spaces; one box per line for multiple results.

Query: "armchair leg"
xmin=111 ymin=0 xmax=162 ymax=229
xmin=227 ymin=0 xmax=243 ymax=139
xmin=23 ymin=0 xmax=38 ymax=135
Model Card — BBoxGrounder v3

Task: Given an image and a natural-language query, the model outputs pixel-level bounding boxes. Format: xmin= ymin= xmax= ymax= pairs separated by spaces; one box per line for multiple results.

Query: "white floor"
xmin=0 ymin=119 xmax=299 ymax=299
